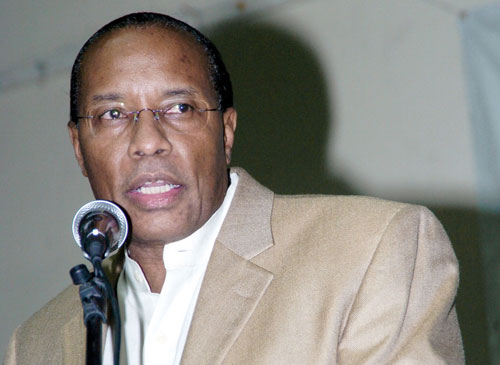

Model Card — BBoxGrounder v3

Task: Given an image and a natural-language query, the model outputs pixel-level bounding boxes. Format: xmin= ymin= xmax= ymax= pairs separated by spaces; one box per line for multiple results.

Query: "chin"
xmin=131 ymin=223 xmax=194 ymax=245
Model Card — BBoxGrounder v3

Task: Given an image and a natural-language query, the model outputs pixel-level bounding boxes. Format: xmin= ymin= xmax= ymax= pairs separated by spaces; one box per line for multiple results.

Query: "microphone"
xmin=72 ymin=200 xmax=129 ymax=262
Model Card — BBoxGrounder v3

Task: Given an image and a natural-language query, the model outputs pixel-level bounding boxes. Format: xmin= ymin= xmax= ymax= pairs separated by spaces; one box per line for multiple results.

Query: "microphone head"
xmin=72 ymin=200 xmax=128 ymax=260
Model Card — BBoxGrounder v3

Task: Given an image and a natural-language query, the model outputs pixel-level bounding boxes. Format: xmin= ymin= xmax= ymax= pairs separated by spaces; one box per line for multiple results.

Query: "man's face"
xmin=68 ymin=27 xmax=237 ymax=245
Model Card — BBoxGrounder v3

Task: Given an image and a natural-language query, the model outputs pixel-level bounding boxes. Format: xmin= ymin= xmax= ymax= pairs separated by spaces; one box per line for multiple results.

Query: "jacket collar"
xmin=217 ymin=167 xmax=275 ymax=258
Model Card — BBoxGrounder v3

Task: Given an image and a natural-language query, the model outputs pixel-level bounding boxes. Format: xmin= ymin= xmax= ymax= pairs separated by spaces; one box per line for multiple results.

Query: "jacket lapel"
xmin=181 ymin=168 xmax=276 ymax=364
xmin=181 ymin=241 xmax=273 ymax=364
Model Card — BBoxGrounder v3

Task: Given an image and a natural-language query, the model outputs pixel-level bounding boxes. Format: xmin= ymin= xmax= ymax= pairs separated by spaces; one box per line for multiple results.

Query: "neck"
xmin=128 ymin=241 xmax=165 ymax=293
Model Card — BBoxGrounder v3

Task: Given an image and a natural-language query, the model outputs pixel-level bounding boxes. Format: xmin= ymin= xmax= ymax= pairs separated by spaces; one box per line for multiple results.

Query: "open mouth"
xmin=135 ymin=180 xmax=181 ymax=195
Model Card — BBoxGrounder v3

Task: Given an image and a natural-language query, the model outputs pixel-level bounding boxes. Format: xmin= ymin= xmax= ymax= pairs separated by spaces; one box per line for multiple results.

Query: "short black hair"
xmin=70 ymin=12 xmax=233 ymax=123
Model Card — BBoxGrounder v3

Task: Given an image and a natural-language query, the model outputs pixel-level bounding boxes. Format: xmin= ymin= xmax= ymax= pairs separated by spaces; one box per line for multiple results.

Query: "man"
xmin=5 ymin=12 xmax=464 ymax=364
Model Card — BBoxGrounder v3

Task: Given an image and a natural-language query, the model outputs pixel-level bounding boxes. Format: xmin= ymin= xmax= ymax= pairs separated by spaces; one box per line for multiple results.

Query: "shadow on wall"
xmin=206 ymin=19 xmax=489 ymax=364
xmin=429 ymin=207 xmax=490 ymax=364
xmin=207 ymin=19 xmax=351 ymax=196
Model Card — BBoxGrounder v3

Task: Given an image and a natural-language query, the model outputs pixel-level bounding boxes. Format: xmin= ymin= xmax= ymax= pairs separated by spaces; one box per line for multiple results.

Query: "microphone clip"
xmin=70 ymin=264 xmax=107 ymax=326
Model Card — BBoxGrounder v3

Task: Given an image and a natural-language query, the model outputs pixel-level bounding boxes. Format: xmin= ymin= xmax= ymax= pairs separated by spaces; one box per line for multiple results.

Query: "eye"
xmin=166 ymin=103 xmax=194 ymax=114
xmin=99 ymin=108 xmax=127 ymax=120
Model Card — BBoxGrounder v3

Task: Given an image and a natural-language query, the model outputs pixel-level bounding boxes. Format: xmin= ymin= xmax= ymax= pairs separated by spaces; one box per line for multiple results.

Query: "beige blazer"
xmin=5 ymin=168 xmax=464 ymax=364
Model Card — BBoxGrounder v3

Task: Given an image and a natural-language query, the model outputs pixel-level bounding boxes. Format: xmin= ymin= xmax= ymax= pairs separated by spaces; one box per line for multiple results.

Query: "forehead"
xmin=79 ymin=26 xmax=214 ymax=103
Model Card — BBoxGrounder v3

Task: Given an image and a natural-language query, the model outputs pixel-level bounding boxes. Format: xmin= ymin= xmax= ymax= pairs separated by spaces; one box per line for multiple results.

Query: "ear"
xmin=222 ymin=108 xmax=237 ymax=165
xmin=67 ymin=121 xmax=88 ymax=177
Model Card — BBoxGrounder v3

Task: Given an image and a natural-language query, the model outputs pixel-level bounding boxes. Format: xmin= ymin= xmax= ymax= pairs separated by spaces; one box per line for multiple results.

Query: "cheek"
xmin=80 ymin=140 xmax=124 ymax=196
xmin=184 ymin=131 xmax=226 ymax=177
xmin=189 ymin=132 xmax=228 ymax=197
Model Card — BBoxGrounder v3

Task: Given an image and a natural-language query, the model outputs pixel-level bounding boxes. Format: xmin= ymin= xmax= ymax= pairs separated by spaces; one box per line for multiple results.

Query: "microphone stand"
xmin=70 ymin=241 xmax=121 ymax=365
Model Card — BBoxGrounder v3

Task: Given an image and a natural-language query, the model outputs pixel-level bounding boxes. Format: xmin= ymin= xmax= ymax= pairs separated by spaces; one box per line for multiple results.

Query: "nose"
xmin=127 ymin=109 xmax=172 ymax=158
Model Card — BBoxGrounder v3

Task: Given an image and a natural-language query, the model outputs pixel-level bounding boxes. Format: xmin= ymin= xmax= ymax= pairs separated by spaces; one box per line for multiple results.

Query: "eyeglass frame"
xmin=74 ymin=104 xmax=223 ymax=133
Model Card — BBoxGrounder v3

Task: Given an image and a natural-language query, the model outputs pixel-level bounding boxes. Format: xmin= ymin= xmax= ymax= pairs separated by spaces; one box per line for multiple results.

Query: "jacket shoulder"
xmin=274 ymin=193 xmax=410 ymax=210
xmin=21 ymin=284 xmax=81 ymax=332
xmin=272 ymin=194 xmax=421 ymax=234
xmin=268 ymin=195 xmax=444 ymax=273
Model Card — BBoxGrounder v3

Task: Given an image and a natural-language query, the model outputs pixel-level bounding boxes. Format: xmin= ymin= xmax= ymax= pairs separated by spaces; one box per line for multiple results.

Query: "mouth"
xmin=126 ymin=174 xmax=184 ymax=209
xmin=134 ymin=180 xmax=181 ymax=195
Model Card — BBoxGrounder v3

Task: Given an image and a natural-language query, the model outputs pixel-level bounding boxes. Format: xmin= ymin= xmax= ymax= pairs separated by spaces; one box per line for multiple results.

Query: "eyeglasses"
xmin=76 ymin=102 xmax=222 ymax=136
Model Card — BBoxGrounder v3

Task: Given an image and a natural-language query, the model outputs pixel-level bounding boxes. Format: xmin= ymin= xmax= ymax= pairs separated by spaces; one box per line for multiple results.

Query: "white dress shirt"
xmin=103 ymin=172 xmax=239 ymax=365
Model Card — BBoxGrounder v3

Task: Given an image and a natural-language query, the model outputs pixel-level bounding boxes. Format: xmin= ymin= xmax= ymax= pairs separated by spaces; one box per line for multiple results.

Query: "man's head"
xmin=68 ymin=12 xmax=237 ymax=245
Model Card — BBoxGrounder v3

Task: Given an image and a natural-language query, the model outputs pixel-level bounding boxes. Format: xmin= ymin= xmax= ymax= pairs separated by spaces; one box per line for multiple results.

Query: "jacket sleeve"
xmin=337 ymin=205 xmax=464 ymax=364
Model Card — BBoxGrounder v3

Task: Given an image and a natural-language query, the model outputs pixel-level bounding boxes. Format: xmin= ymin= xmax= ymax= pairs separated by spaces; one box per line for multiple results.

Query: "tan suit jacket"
xmin=5 ymin=168 xmax=464 ymax=364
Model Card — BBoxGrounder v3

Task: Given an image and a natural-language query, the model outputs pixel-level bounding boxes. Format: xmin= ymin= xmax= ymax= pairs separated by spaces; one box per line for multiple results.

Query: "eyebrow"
xmin=162 ymin=88 xmax=199 ymax=98
xmin=89 ymin=88 xmax=199 ymax=103
xmin=91 ymin=93 xmax=124 ymax=102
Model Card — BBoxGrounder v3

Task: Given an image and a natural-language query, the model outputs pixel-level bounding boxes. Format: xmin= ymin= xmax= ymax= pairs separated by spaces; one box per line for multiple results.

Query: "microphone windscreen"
xmin=72 ymin=200 xmax=128 ymax=259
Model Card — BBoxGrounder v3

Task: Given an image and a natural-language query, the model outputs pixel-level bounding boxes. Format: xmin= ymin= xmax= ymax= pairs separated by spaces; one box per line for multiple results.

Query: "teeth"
xmin=137 ymin=183 xmax=179 ymax=195
xmin=144 ymin=180 xmax=164 ymax=186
